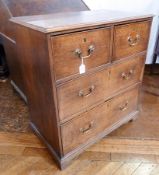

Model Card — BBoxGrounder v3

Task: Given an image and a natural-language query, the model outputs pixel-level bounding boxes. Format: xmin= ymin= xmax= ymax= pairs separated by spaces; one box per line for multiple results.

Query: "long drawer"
xmin=57 ymin=55 xmax=144 ymax=122
xmin=61 ymin=85 xmax=139 ymax=155
xmin=113 ymin=20 xmax=151 ymax=60
xmin=51 ymin=27 xmax=111 ymax=80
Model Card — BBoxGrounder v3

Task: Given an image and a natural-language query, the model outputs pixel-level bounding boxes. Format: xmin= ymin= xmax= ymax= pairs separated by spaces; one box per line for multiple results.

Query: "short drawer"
xmin=51 ymin=27 xmax=111 ymax=80
xmin=110 ymin=56 xmax=145 ymax=94
xmin=57 ymin=68 xmax=110 ymax=122
xmin=113 ymin=20 xmax=151 ymax=60
xmin=61 ymin=85 xmax=139 ymax=155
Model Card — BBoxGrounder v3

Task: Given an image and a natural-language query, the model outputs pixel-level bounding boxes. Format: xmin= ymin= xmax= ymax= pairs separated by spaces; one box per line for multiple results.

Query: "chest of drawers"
xmin=11 ymin=10 xmax=152 ymax=169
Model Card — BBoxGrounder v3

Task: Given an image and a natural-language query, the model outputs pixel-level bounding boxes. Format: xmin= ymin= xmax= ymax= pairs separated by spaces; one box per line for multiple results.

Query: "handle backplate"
xmin=75 ymin=45 xmax=95 ymax=60
xmin=121 ymin=69 xmax=134 ymax=80
xmin=79 ymin=85 xmax=95 ymax=98
xmin=80 ymin=121 xmax=94 ymax=134
xmin=119 ymin=101 xmax=129 ymax=111
xmin=127 ymin=34 xmax=140 ymax=46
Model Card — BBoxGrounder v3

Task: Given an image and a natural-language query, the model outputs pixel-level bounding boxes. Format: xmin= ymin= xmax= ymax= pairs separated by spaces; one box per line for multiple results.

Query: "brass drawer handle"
xmin=127 ymin=34 xmax=140 ymax=46
xmin=121 ymin=69 xmax=134 ymax=80
xmin=80 ymin=121 xmax=94 ymax=134
xmin=75 ymin=45 xmax=95 ymax=60
xmin=119 ymin=101 xmax=129 ymax=111
xmin=79 ymin=85 xmax=95 ymax=98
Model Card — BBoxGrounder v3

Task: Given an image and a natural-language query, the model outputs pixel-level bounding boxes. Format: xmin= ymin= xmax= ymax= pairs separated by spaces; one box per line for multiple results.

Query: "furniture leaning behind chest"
xmin=10 ymin=10 xmax=152 ymax=169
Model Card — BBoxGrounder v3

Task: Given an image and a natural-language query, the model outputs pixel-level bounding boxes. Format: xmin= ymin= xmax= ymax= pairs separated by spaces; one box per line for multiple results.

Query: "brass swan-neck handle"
xmin=75 ymin=45 xmax=95 ymax=60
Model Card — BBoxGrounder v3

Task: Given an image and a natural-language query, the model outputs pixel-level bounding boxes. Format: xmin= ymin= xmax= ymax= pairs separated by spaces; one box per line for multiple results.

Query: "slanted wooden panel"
xmin=0 ymin=0 xmax=14 ymax=39
xmin=3 ymin=0 xmax=89 ymax=17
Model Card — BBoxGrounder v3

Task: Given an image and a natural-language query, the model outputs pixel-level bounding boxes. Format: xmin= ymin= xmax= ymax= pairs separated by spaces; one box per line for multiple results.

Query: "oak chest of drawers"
xmin=11 ymin=10 xmax=152 ymax=169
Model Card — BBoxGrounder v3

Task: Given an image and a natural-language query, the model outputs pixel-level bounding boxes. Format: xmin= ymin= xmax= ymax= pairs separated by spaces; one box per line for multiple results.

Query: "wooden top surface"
xmin=10 ymin=10 xmax=153 ymax=33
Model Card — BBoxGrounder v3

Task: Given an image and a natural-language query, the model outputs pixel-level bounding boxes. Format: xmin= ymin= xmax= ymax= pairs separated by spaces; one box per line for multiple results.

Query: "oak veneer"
xmin=61 ymin=85 xmax=139 ymax=155
xmin=10 ymin=10 xmax=152 ymax=169
xmin=113 ymin=20 xmax=151 ymax=60
xmin=110 ymin=55 xmax=145 ymax=94
xmin=57 ymin=68 xmax=110 ymax=122
xmin=51 ymin=27 xmax=112 ymax=79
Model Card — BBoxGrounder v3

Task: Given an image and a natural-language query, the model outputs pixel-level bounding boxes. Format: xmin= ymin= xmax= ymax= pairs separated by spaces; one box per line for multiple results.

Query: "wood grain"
xmin=14 ymin=25 xmax=62 ymax=158
xmin=57 ymin=68 xmax=110 ymax=122
xmin=113 ymin=162 xmax=141 ymax=175
xmin=10 ymin=11 xmax=152 ymax=169
xmin=10 ymin=11 xmax=153 ymax=33
xmin=113 ymin=20 xmax=152 ymax=60
xmin=110 ymin=55 xmax=145 ymax=94
xmin=97 ymin=162 xmax=124 ymax=175
xmin=51 ymin=27 xmax=111 ymax=80
xmin=0 ymin=132 xmax=44 ymax=148
xmin=1 ymin=131 xmax=159 ymax=174
xmin=3 ymin=0 xmax=89 ymax=17
xmin=132 ymin=163 xmax=157 ymax=175
xmin=57 ymin=54 xmax=144 ymax=122
xmin=88 ymin=138 xmax=159 ymax=155
xmin=61 ymin=85 xmax=139 ymax=154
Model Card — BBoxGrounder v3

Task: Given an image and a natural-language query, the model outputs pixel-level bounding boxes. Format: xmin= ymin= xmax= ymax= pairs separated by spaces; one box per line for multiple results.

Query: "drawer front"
xmin=113 ymin=20 xmax=151 ymax=60
xmin=57 ymin=69 xmax=110 ymax=122
xmin=51 ymin=28 xmax=111 ymax=80
xmin=110 ymin=56 xmax=145 ymax=94
xmin=61 ymin=85 xmax=139 ymax=155
xmin=109 ymin=85 xmax=139 ymax=125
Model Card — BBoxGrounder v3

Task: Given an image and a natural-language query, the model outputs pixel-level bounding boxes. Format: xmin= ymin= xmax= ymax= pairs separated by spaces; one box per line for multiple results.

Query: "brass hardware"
xmin=83 ymin=38 xmax=87 ymax=42
xmin=80 ymin=121 xmax=94 ymax=133
xmin=127 ymin=34 xmax=140 ymax=46
xmin=79 ymin=85 xmax=95 ymax=98
xmin=121 ymin=69 xmax=134 ymax=80
xmin=75 ymin=45 xmax=95 ymax=60
xmin=119 ymin=101 xmax=129 ymax=111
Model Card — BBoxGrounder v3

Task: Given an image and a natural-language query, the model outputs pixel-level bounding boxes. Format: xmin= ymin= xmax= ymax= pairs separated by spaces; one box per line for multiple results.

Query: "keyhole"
xmin=83 ymin=38 xmax=87 ymax=43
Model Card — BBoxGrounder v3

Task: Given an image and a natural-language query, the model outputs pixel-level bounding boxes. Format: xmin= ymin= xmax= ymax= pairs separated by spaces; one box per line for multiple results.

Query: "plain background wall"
xmin=84 ymin=0 xmax=159 ymax=64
